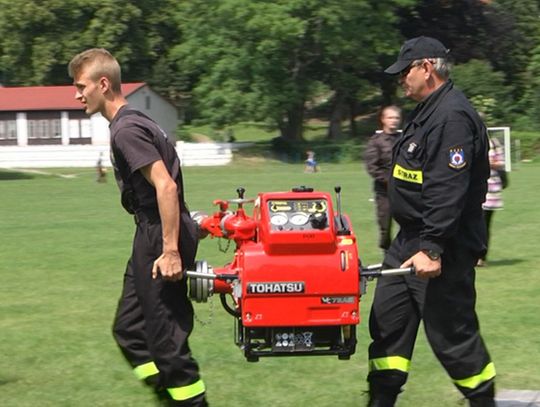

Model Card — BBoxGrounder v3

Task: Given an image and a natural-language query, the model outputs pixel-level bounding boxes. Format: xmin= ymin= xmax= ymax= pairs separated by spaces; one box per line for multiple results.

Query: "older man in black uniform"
xmin=68 ymin=49 xmax=208 ymax=407
xmin=366 ymin=37 xmax=496 ymax=407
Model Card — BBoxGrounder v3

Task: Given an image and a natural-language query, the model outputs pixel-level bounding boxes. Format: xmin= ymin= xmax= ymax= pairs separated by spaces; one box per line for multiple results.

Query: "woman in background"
xmin=478 ymin=137 xmax=505 ymax=267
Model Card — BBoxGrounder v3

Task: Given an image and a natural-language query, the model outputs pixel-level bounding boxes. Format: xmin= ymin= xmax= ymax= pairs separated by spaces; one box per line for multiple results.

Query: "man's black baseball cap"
xmin=384 ymin=36 xmax=449 ymax=75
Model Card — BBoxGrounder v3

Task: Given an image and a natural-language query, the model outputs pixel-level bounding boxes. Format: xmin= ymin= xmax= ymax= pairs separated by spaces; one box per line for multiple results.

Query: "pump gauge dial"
xmin=270 ymin=213 xmax=288 ymax=226
xmin=289 ymin=212 xmax=309 ymax=226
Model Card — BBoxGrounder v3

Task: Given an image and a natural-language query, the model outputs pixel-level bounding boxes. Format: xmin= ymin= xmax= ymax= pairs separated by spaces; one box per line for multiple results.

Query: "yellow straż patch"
xmin=393 ymin=164 xmax=423 ymax=184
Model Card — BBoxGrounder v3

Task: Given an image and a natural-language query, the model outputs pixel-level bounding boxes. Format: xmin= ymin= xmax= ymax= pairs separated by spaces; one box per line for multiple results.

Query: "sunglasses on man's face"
xmin=400 ymin=59 xmax=436 ymax=78
xmin=399 ymin=61 xmax=423 ymax=78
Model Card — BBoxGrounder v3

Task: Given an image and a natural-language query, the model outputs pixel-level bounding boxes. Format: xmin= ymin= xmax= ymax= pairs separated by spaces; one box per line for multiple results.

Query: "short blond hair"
xmin=68 ymin=48 xmax=122 ymax=93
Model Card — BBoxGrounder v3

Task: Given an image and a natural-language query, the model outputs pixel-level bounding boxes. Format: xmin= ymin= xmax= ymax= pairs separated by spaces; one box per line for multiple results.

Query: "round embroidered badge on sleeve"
xmin=449 ymin=147 xmax=466 ymax=169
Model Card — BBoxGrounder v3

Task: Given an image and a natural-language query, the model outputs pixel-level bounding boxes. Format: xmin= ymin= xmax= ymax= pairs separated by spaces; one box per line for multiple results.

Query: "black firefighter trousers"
xmin=374 ymin=192 xmax=392 ymax=251
xmin=367 ymin=231 xmax=495 ymax=401
xmin=112 ymin=213 xmax=207 ymax=406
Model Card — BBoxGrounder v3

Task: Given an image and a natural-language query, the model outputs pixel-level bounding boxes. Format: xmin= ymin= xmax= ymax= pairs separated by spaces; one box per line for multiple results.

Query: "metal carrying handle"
xmin=225 ymin=187 xmax=255 ymax=205
xmin=185 ymin=270 xmax=217 ymax=280
xmin=186 ymin=264 xmax=415 ymax=280
xmin=185 ymin=270 xmax=238 ymax=281
xmin=225 ymin=198 xmax=255 ymax=204
xmin=361 ymin=265 xmax=415 ymax=278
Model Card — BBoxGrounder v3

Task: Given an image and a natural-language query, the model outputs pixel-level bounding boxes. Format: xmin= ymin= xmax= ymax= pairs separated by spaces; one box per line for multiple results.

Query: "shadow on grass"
xmin=0 ymin=377 xmax=19 ymax=386
xmin=485 ymin=258 xmax=525 ymax=267
xmin=0 ymin=170 xmax=35 ymax=181
xmin=236 ymin=138 xmax=365 ymax=164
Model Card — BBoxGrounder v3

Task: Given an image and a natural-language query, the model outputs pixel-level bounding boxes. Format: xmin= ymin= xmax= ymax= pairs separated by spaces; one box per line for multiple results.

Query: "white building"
xmin=0 ymin=83 xmax=180 ymax=147
xmin=0 ymin=83 xmax=233 ymax=168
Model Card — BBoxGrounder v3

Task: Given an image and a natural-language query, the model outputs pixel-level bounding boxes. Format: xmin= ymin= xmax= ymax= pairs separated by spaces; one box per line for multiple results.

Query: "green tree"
xmin=521 ymin=43 xmax=540 ymax=129
xmin=316 ymin=0 xmax=413 ymax=139
xmin=0 ymin=0 xmax=85 ymax=85
xmin=396 ymin=0 xmax=492 ymax=63
xmin=170 ymin=0 xmax=318 ymax=140
xmin=170 ymin=0 xmax=412 ymax=141
xmin=393 ymin=0 xmax=540 ymax=126
xmin=0 ymin=0 xmax=181 ymax=85
xmin=452 ymin=59 xmax=511 ymax=125
xmin=482 ymin=0 xmax=540 ymax=105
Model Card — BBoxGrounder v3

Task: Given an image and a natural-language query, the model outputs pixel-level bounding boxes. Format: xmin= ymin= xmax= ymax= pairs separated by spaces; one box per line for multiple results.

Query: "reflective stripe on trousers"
xmin=453 ymin=362 xmax=496 ymax=389
xmin=369 ymin=356 xmax=411 ymax=373
xmin=133 ymin=361 xmax=159 ymax=380
xmin=168 ymin=379 xmax=206 ymax=401
xmin=369 ymin=358 xmax=495 ymax=392
xmin=133 ymin=362 xmax=206 ymax=401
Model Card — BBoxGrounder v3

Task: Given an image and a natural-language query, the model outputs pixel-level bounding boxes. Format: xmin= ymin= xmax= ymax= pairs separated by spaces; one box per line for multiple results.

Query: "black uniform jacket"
xmin=365 ymin=131 xmax=400 ymax=194
xmin=389 ymin=80 xmax=489 ymax=257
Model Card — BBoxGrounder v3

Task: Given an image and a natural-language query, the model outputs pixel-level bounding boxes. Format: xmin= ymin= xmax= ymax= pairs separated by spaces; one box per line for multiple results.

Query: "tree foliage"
xmin=452 ymin=59 xmax=510 ymax=124
xmin=397 ymin=0 xmax=492 ymax=63
xmin=0 ymin=0 xmax=180 ymax=85
xmin=482 ymin=0 xmax=540 ymax=101
xmin=396 ymin=0 xmax=540 ymax=128
xmin=168 ymin=0 xmax=412 ymax=140
xmin=0 ymin=0 xmax=539 ymax=141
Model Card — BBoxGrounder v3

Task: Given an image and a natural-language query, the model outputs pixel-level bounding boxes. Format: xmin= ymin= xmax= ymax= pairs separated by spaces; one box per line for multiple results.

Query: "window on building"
xmin=26 ymin=112 xmax=62 ymax=145
xmin=68 ymin=111 xmax=92 ymax=145
xmin=28 ymin=119 xmax=61 ymax=139
xmin=0 ymin=120 xmax=17 ymax=139
xmin=0 ymin=112 xmax=17 ymax=143
xmin=145 ymin=96 xmax=151 ymax=110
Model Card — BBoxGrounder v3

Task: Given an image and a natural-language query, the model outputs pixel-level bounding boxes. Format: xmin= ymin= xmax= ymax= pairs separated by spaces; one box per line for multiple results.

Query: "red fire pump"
xmin=186 ymin=186 xmax=412 ymax=362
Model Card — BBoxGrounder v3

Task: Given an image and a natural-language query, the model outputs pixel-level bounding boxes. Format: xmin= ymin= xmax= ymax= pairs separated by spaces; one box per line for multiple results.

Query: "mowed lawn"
xmin=1 ymin=159 xmax=539 ymax=407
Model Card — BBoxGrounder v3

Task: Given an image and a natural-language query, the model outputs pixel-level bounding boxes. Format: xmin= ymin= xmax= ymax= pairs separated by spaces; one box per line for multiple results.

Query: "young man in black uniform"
xmin=68 ymin=49 xmax=208 ymax=407
xmin=366 ymin=37 xmax=496 ymax=407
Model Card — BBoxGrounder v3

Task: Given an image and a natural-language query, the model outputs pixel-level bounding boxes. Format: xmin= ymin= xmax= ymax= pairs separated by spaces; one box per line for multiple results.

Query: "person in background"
xmin=478 ymin=137 xmax=505 ymax=266
xmin=304 ymin=150 xmax=319 ymax=173
xmin=68 ymin=48 xmax=208 ymax=407
xmin=366 ymin=36 xmax=496 ymax=407
xmin=364 ymin=105 xmax=402 ymax=252
xmin=96 ymin=152 xmax=107 ymax=182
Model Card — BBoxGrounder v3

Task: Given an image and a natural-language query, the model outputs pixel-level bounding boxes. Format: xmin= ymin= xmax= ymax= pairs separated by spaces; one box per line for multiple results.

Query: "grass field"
xmin=1 ymin=159 xmax=539 ymax=407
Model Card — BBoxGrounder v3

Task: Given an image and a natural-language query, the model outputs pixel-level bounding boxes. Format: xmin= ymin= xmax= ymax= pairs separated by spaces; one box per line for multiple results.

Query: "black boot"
xmin=466 ymin=378 xmax=496 ymax=407
xmin=367 ymin=392 xmax=398 ymax=407
xmin=153 ymin=390 xmax=169 ymax=406
xmin=468 ymin=397 xmax=496 ymax=407
xmin=367 ymin=371 xmax=404 ymax=407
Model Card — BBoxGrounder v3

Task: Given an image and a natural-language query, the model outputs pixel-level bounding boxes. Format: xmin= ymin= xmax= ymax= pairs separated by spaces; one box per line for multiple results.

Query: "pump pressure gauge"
xmin=289 ymin=212 xmax=309 ymax=226
xmin=270 ymin=213 xmax=288 ymax=226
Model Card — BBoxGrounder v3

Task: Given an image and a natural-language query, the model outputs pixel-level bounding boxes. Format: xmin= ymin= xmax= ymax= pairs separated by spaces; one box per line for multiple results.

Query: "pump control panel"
xmin=267 ymin=199 xmax=329 ymax=231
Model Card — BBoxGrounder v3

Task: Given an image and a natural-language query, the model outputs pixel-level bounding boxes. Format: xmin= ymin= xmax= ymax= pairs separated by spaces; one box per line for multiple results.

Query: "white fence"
xmin=0 ymin=142 xmax=234 ymax=168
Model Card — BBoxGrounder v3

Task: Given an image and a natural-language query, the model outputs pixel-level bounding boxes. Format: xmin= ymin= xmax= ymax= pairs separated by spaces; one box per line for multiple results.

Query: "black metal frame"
xmin=235 ymin=318 xmax=357 ymax=362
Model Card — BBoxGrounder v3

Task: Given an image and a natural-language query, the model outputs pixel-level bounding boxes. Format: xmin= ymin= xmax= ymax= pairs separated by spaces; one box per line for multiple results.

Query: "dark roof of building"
xmin=0 ymin=83 xmax=146 ymax=111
